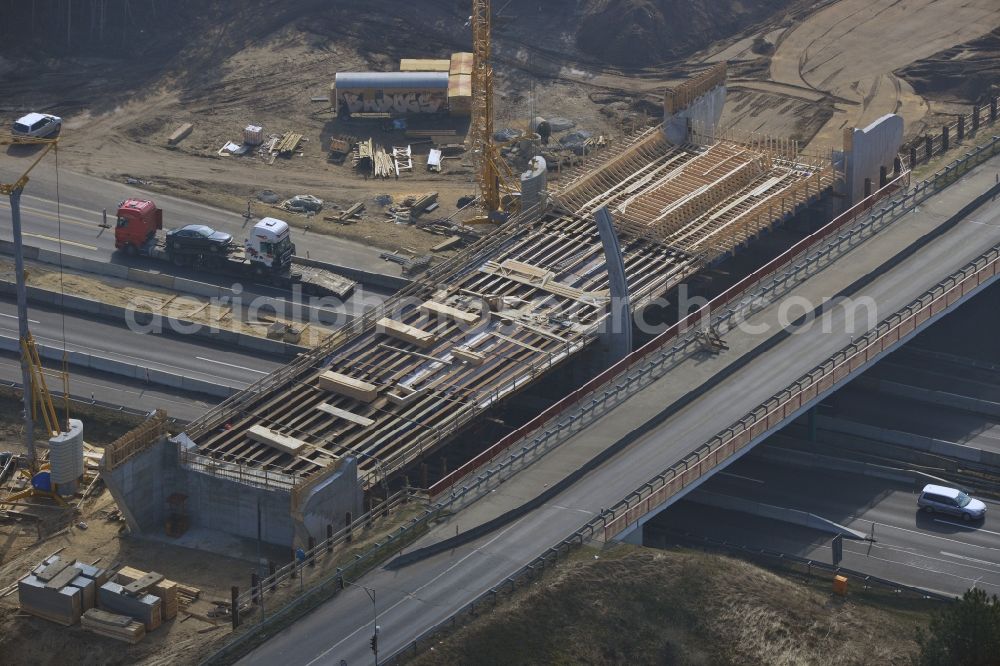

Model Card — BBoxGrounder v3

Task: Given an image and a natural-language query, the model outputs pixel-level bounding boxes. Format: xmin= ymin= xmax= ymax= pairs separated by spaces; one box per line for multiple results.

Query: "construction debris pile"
xmin=15 ymin=555 xmax=201 ymax=644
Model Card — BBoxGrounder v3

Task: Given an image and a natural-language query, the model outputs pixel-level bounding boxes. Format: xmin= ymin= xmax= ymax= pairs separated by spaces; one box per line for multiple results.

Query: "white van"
xmin=11 ymin=113 xmax=62 ymax=141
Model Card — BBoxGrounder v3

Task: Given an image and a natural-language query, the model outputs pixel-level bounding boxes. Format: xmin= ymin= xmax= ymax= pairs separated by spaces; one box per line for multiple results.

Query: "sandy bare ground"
xmin=770 ymin=0 xmax=1000 ymax=150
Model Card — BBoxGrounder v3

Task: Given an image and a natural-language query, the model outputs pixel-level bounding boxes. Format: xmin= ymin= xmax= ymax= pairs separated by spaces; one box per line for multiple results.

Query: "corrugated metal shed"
xmin=400 ymin=59 xmax=451 ymax=72
xmin=335 ymin=72 xmax=449 ymax=90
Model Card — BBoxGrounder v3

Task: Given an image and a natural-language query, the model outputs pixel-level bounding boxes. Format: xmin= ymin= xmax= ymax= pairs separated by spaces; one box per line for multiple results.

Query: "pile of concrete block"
xmin=114 ymin=565 xmax=179 ymax=621
xmin=98 ymin=581 xmax=162 ymax=631
xmin=18 ymin=555 xmax=109 ymax=625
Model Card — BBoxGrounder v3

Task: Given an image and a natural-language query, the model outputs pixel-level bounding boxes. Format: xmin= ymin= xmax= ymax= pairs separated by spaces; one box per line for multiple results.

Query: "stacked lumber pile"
xmin=373 ymin=145 xmax=395 ymax=179
xmin=18 ymin=555 xmax=108 ymax=625
xmin=99 ymin=580 xmax=162 ymax=631
xmin=274 ymin=132 xmax=303 ymax=156
xmin=392 ymin=145 xmax=413 ymax=173
xmin=82 ymin=608 xmax=145 ymax=644
xmin=324 ymin=201 xmax=365 ymax=224
xmin=177 ymin=583 xmax=201 ymax=609
xmin=115 ymin=566 xmax=179 ymax=621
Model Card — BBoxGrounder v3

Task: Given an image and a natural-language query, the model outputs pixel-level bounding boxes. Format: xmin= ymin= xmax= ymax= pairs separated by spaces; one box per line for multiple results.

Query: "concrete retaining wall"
xmin=179 ymin=463 xmax=294 ymax=547
xmin=293 ymin=255 xmax=410 ymax=292
xmin=291 ymin=457 xmax=364 ymax=547
xmin=854 ymin=375 xmax=1000 ymax=419
xmin=688 ymin=489 xmax=867 ymax=539
xmin=814 ymin=415 xmax=1000 ymax=468
xmin=101 ymin=436 xmax=178 ymax=536
xmin=0 ymin=279 xmax=308 ymax=358
xmin=663 ymin=84 xmax=725 ymax=146
xmin=102 ymin=435 xmax=295 ymax=547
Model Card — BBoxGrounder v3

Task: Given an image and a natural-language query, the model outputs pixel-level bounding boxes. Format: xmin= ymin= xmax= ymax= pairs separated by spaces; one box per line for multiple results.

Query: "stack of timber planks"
xmin=82 ymin=608 xmax=146 ymax=644
xmin=274 ymin=132 xmax=303 ymax=156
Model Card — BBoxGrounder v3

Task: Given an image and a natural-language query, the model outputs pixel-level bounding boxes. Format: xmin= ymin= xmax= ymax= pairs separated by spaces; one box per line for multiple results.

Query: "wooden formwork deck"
xmin=187 ymin=126 xmax=834 ymax=488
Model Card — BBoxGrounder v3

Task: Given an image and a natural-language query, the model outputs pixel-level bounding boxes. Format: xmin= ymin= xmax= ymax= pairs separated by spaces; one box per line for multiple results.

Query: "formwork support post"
xmin=231 ymin=586 xmax=240 ymax=629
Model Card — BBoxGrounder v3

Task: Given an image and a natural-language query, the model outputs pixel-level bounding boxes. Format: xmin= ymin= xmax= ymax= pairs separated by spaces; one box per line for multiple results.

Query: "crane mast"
xmin=470 ymin=0 xmax=516 ymax=218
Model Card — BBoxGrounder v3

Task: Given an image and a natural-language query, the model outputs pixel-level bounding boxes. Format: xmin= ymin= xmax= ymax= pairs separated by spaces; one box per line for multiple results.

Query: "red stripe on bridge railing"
xmin=428 ymin=173 xmax=908 ymax=498
xmin=600 ymin=247 xmax=1000 ymax=540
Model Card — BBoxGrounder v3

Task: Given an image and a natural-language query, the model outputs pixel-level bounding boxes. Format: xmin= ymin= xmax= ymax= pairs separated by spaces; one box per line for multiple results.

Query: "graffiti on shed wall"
xmin=339 ymin=90 xmax=446 ymax=114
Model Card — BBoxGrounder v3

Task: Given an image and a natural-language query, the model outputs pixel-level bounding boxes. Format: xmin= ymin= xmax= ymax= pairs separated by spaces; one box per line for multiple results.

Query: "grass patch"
xmin=406 ymin=545 xmax=938 ymax=666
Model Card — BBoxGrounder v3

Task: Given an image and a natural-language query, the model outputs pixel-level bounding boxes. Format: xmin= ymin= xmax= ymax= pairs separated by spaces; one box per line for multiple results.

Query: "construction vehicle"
xmin=113 ymin=198 xmax=356 ymax=298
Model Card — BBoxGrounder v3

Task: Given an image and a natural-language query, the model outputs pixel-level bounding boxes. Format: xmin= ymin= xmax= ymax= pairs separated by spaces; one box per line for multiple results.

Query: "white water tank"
xmin=520 ymin=156 xmax=548 ymax=213
xmin=49 ymin=419 xmax=84 ymax=492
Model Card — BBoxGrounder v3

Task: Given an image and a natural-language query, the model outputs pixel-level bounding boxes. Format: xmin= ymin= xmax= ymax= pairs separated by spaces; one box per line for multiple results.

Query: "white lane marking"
xmin=0 ymin=313 xmax=40 ymax=324
xmin=303 ymin=523 xmax=520 ymax=666
xmin=842 ymin=541 xmax=1000 ymax=578
xmin=865 ymin=521 xmax=1000 ymax=550
xmin=840 ymin=542 xmax=1000 ymax=590
xmin=22 ymin=232 xmax=98 ymax=251
xmin=550 ymin=503 xmax=595 ymax=515
xmin=940 ymin=551 xmax=1000 ymax=568
xmin=0 ymin=331 xmax=247 ymax=386
xmin=195 ymin=356 xmax=268 ymax=375
xmin=0 ymin=199 xmax=101 ymax=229
xmin=933 ymin=518 xmax=1000 ymax=536
xmin=718 ymin=472 xmax=764 ymax=484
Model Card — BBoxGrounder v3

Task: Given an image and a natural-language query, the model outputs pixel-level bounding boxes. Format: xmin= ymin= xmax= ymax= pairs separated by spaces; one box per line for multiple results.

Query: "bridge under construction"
xmin=101 ymin=64 xmax=871 ymax=548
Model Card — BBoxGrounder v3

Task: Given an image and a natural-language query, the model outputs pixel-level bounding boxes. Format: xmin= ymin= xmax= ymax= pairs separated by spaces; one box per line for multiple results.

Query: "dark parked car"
xmin=165 ymin=224 xmax=233 ymax=253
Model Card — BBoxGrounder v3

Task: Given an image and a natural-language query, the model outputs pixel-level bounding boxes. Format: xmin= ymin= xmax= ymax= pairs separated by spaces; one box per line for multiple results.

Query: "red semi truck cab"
xmin=114 ymin=198 xmax=162 ymax=251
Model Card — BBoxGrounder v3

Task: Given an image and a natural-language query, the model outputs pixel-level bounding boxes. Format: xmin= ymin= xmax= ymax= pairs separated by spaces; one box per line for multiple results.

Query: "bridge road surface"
xmin=239 ymin=161 xmax=1000 ymax=664
xmin=0 ymin=160 xmax=402 ymax=274
xmin=0 ymin=352 xmax=215 ymax=422
xmin=654 ymin=457 xmax=1000 ymax=597
xmin=0 ymin=296 xmax=284 ymax=391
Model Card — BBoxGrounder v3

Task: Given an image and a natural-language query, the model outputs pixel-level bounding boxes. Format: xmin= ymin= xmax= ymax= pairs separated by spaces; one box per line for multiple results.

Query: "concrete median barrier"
xmin=173 ymin=277 xmax=223 ymax=299
xmin=815 ymin=415 xmax=1000 ymax=468
xmin=0 ymin=278 xmax=308 ymax=358
xmin=0 ymin=332 xmax=240 ymax=399
xmin=293 ymin=255 xmax=410 ymax=292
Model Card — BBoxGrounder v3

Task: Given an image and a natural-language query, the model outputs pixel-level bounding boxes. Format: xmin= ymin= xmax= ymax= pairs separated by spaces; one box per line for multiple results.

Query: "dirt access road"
xmin=770 ymin=0 xmax=1000 ymax=150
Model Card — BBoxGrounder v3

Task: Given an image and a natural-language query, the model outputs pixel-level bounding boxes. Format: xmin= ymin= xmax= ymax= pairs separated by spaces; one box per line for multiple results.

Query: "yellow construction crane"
xmin=470 ymin=0 xmax=519 ymax=220
xmin=0 ymin=134 xmax=70 ymax=474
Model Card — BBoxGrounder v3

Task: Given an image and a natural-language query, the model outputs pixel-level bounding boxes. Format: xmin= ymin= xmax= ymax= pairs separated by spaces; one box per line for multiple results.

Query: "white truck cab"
xmin=245 ymin=217 xmax=295 ymax=270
